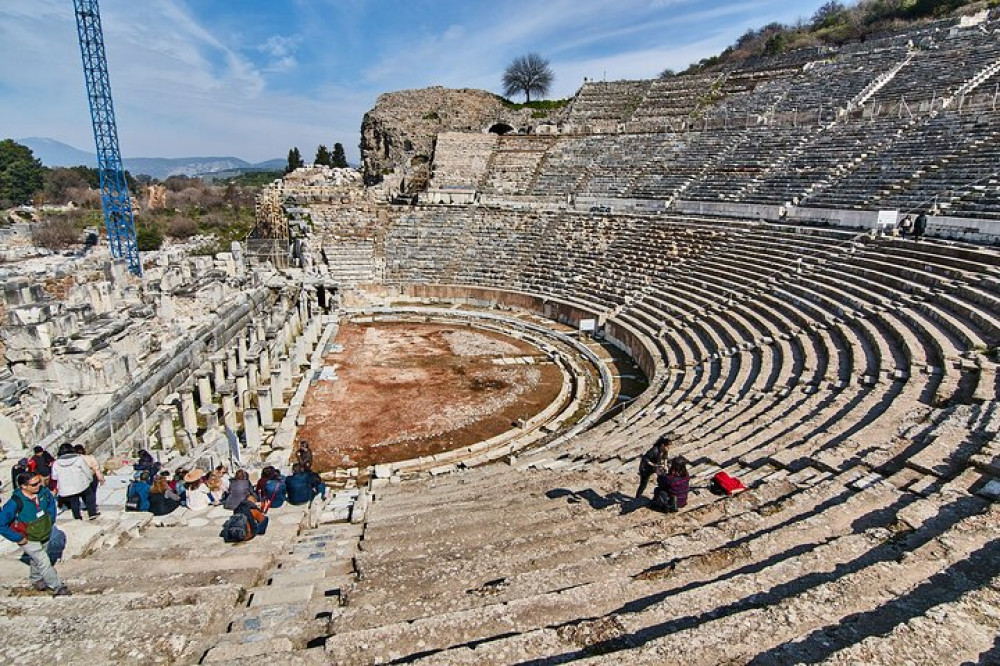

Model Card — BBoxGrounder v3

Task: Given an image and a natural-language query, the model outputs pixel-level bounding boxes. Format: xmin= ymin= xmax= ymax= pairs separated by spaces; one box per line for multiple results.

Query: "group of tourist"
xmin=896 ymin=211 xmax=928 ymax=240
xmin=635 ymin=434 xmax=690 ymax=513
xmin=9 ymin=444 xmax=105 ymax=521
xmin=0 ymin=441 xmax=331 ymax=594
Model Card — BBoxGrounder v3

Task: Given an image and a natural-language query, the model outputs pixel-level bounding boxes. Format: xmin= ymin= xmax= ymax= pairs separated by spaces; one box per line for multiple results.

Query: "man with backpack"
xmin=0 ymin=472 xmax=70 ymax=595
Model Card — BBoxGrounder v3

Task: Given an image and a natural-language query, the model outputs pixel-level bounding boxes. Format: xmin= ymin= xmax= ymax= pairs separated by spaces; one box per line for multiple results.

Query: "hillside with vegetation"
xmin=671 ymin=0 xmax=996 ymax=76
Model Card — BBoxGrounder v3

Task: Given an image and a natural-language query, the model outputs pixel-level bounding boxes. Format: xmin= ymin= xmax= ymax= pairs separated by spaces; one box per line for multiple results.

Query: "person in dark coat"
xmin=914 ymin=212 xmax=928 ymax=241
xmin=285 ymin=463 xmax=317 ymax=505
xmin=636 ymin=434 xmax=672 ymax=498
xmin=652 ymin=458 xmax=691 ymax=513
xmin=296 ymin=440 xmax=313 ymax=471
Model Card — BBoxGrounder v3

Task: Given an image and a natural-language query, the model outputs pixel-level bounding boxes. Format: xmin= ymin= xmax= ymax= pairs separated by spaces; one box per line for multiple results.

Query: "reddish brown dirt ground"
xmin=298 ymin=322 xmax=564 ymax=471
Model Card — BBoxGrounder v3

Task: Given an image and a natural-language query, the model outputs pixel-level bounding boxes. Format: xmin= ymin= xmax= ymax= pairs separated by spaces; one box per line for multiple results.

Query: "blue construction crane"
xmin=73 ymin=0 xmax=141 ymax=276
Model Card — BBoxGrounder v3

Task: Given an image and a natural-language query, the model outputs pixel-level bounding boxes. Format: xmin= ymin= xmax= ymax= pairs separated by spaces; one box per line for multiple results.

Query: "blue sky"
xmin=0 ymin=0 xmax=830 ymax=164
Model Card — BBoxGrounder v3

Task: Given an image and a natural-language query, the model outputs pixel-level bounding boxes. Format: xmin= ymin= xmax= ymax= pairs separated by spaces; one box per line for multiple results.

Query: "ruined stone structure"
xmin=361 ymin=87 xmax=565 ymax=197
xmin=2 ymin=10 xmax=1000 ymax=665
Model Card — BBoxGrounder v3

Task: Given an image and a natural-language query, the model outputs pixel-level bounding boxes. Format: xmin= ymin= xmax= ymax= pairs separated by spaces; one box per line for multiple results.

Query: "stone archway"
xmin=488 ymin=123 xmax=514 ymax=135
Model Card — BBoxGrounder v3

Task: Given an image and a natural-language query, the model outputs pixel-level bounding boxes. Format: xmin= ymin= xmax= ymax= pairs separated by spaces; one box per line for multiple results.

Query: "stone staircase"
xmin=0 ymin=487 xmax=364 ymax=665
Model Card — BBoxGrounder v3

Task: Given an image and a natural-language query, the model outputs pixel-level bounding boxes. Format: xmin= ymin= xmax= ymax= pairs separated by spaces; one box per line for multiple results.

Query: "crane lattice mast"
xmin=73 ymin=0 xmax=141 ymax=276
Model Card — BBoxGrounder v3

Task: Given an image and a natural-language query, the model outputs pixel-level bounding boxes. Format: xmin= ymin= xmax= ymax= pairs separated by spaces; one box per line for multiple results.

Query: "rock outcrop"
xmin=360 ymin=87 xmax=566 ymax=197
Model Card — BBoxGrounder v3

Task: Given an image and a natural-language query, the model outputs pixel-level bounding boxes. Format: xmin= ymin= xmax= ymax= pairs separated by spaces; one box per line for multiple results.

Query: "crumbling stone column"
xmin=237 ymin=335 xmax=249 ymax=367
xmin=235 ymin=368 xmax=249 ymax=410
xmin=158 ymin=408 xmax=176 ymax=451
xmin=179 ymin=387 xmax=198 ymax=434
xmin=255 ymin=321 xmax=266 ymax=346
xmin=294 ymin=338 xmax=308 ymax=369
xmin=199 ymin=406 xmax=219 ymax=431
xmin=259 ymin=347 xmax=271 ymax=379
xmin=246 ymin=355 xmax=259 ymax=390
xmin=211 ymin=354 xmax=226 ymax=390
xmin=243 ymin=408 xmax=261 ymax=453
xmin=220 ymin=384 xmax=238 ymax=434
xmin=196 ymin=370 xmax=213 ymax=407
xmin=226 ymin=348 xmax=238 ymax=378
xmin=257 ymin=386 xmax=274 ymax=427
xmin=278 ymin=354 xmax=292 ymax=389
xmin=270 ymin=369 xmax=285 ymax=408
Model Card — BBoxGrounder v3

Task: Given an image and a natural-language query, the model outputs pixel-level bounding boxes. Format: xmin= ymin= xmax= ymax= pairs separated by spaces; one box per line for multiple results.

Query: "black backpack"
xmin=221 ymin=513 xmax=250 ymax=543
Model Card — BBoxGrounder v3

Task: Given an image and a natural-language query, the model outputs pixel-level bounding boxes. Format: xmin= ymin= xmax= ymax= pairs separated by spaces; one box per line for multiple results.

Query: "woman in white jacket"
xmin=51 ymin=443 xmax=95 ymax=520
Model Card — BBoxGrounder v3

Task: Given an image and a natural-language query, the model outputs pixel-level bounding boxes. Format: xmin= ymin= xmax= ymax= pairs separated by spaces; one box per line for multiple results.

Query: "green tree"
xmin=502 ymin=53 xmax=554 ymax=103
xmin=811 ymin=0 xmax=847 ymax=28
xmin=314 ymin=144 xmax=331 ymax=166
xmin=0 ymin=139 xmax=45 ymax=207
xmin=285 ymin=147 xmax=304 ymax=174
xmin=135 ymin=220 xmax=164 ymax=251
xmin=331 ymin=143 xmax=348 ymax=168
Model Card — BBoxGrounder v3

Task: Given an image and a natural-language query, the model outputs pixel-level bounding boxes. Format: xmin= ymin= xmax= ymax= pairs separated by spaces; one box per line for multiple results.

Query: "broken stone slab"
xmin=203 ymin=637 xmax=294 ymax=662
xmin=249 ymin=584 xmax=315 ymax=608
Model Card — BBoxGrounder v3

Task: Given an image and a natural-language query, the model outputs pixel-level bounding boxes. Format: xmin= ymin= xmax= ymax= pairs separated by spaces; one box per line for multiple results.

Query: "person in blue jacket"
xmin=127 ymin=470 xmax=152 ymax=512
xmin=262 ymin=471 xmax=287 ymax=509
xmin=285 ymin=463 xmax=317 ymax=505
xmin=0 ymin=472 xmax=70 ymax=595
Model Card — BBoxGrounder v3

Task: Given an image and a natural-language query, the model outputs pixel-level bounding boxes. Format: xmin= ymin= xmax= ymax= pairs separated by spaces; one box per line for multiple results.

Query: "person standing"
xmin=636 ymin=434 xmax=672 ymax=498
xmin=27 ymin=446 xmax=55 ymax=488
xmin=50 ymin=444 xmax=95 ymax=520
xmin=914 ymin=211 xmax=928 ymax=242
xmin=296 ymin=440 xmax=313 ymax=471
xmin=74 ymin=444 xmax=104 ymax=519
xmin=0 ymin=472 xmax=70 ymax=595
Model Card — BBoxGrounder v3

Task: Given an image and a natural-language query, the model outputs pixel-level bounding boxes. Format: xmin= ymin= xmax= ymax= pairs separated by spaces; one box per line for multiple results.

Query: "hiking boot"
xmin=32 ymin=581 xmax=48 ymax=591
xmin=53 ymin=587 xmax=72 ymax=597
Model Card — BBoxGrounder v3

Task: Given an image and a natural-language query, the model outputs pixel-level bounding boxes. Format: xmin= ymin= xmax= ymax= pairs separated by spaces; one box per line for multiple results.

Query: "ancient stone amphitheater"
xmin=2 ymin=11 xmax=1000 ymax=666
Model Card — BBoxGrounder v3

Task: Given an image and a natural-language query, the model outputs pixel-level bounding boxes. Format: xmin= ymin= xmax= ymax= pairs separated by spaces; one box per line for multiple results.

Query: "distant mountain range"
xmin=18 ymin=137 xmax=285 ymax=180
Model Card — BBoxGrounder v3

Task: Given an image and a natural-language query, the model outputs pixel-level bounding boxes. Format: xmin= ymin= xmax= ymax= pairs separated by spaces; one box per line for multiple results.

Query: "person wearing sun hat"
xmin=183 ymin=469 xmax=215 ymax=512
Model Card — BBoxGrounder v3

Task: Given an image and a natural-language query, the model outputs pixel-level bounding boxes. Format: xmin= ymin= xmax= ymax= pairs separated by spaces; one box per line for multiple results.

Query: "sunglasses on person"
xmin=22 ymin=480 xmax=42 ymax=488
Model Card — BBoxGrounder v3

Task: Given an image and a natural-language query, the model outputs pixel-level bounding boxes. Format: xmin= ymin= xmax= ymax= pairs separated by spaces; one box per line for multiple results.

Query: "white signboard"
xmin=876 ymin=210 xmax=899 ymax=232
xmin=579 ymin=318 xmax=597 ymax=333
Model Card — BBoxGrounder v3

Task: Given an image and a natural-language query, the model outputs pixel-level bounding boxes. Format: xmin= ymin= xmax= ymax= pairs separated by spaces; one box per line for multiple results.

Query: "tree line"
xmin=286 ymin=142 xmax=348 ymax=173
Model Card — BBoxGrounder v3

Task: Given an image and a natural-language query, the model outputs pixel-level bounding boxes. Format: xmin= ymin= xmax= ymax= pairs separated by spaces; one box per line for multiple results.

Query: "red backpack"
xmin=712 ymin=471 xmax=746 ymax=495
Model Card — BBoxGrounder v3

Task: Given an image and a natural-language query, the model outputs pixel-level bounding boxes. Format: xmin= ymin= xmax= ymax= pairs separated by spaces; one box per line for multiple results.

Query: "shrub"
xmin=31 ymin=218 xmax=80 ymax=250
xmin=165 ymin=215 xmax=198 ymax=239
xmin=135 ymin=221 xmax=164 ymax=251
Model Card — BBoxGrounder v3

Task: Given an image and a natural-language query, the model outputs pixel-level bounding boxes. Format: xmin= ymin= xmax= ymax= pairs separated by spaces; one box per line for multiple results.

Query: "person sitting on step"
xmin=223 ymin=470 xmax=259 ymax=510
xmin=148 ymin=471 xmax=182 ymax=516
xmin=286 ymin=463 xmax=320 ymax=505
xmin=651 ymin=458 xmax=690 ymax=513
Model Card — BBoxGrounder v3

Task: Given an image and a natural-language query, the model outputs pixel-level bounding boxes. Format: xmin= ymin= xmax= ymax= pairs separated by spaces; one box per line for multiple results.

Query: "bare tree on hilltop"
xmin=502 ymin=53 xmax=554 ymax=103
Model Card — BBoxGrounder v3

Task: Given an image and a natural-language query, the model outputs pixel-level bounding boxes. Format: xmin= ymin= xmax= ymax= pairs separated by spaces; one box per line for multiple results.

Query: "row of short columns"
xmin=158 ymin=288 xmax=321 ymax=461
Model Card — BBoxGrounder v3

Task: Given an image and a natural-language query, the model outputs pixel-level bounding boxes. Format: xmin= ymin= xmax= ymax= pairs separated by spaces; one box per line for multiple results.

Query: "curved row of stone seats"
xmin=741 ymin=116 xmax=913 ymax=205
xmin=877 ymin=112 xmax=1000 ymax=211
xmin=564 ymin=80 xmax=653 ymax=132
xmin=464 ymin=107 xmax=1000 ymax=217
xmin=868 ymin=26 xmax=1000 ymax=106
xmin=308 ymin=433 xmax=997 ymax=664
xmin=800 ymin=110 xmax=994 ymax=210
